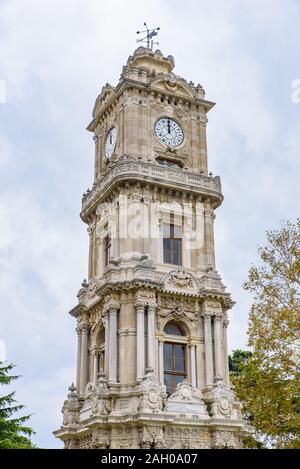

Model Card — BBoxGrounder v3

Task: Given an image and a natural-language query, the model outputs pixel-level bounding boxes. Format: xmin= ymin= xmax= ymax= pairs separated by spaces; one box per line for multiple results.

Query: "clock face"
xmin=154 ymin=117 xmax=184 ymax=148
xmin=104 ymin=127 xmax=117 ymax=159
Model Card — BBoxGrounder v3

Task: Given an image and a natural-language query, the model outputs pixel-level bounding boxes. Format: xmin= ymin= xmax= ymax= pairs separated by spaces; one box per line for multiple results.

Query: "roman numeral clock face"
xmin=154 ymin=117 xmax=184 ymax=148
xmin=104 ymin=127 xmax=117 ymax=159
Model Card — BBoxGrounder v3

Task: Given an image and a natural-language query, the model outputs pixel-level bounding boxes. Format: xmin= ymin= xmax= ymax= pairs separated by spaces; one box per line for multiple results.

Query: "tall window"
xmin=104 ymin=235 xmax=111 ymax=267
xmin=163 ymin=323 xmax=187 ymax=396
xmin=163 ymin=215 xmax=182 ymax=265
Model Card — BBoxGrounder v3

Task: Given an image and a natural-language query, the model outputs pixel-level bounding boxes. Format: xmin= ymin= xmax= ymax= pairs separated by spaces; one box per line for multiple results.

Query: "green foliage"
xmin=231 ymin=220 xmax=300 ymax=449
xmin=229 ymin=349 xmax=252 ymax=375
xmin=0 ymin=361 xmax=35 ymax=449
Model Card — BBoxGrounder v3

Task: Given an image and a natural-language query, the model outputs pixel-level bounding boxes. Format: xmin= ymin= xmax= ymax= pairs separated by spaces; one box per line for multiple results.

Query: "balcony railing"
xmin=81 ymin=159 xmax=222 ymax=215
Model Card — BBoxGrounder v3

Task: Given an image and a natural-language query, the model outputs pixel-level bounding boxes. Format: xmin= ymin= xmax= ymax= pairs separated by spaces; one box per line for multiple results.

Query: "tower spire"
xmin=136 ymin=22 xmax=160 ymax=50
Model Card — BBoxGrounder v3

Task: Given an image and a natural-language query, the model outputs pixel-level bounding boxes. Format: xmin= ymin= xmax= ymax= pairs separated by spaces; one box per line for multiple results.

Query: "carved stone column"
xmin=136 ymin=302 xmax=145 ymax=381
xmin=93 ymin=134 xmax=99 ymax=182
xmin=202 ymin=313 xmax=213 ymax=387
xmin=87 ymin=226 xmax=94 ymax=280
xmin=203 ymin=202 xmax=216 ymax=271
xmin=223 ymin=315 xmax=230 ymax=387
xmin=159 ymin=340 xmax=164 ymax=385
xmin=190 ymin=345 xmax=197 ymax=387
xmin=93 ymin=353 xmax=98 ymax=384
xmin=147 ymin=303 xmax=156 ymax=371
xmin=214 ymin=314 xmax=224 ymax=382
xmin=108 ymin=306 xmax=118 ymax=384
xmin=76 ymin=325 xmax=82 ymax=393
xmin=104 ymin=312 xmax=109 ymax=377
xmin=80 ymin=323 xmax=89 ymax=394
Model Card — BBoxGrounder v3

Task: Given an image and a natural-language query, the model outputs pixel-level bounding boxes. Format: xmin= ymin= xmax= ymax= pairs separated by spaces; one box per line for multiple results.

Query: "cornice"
xmin=87 ymin=78 xmax=215 ymax=132
xmin=81 ymin=160 xmax=223 ymax=221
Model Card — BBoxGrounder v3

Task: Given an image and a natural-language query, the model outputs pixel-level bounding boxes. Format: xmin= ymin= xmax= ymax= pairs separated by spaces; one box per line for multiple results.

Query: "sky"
xmin=0 ymin=0 xmax=300 ymax=449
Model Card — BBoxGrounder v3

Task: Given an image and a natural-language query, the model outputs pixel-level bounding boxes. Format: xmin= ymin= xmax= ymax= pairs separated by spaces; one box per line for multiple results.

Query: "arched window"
xmin=163 ymin=322 xmax=187 ymax=396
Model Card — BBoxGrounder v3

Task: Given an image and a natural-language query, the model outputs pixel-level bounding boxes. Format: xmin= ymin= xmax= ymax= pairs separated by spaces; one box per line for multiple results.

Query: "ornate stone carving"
xmin=210 ymin=382 xmax=241 ymax=419
xmin=64 ymin=439 xmax=78 ymax=449
xmin=166 ymin=381 xmax=209 ymax=417
xmin=62 ymin=383 xmax=80 ymax=427
xmin=211 ymin=430 xmax=237 ymax=449
xmin=138 ymin=369 xmax=166 ymax=414
xmin=170 ymin=269 xmax=193 ymax=288
xmin=77 ymin=278 xmax=100 ymax=306
xmin=90 ymin=371 xmax=111 ymax=416
xmin=81 ymin=160 xmax=223 ymax=215
xmin=199 ymin=270 xmax=227 ymax=294
xmin=139 ymin=425 xmax=165 ymax=449
xmin=165 ymin=268 xmax=196 ymax=289
xmin=103 ymin=293 xmax=120 ymax=313
xmin=89 ymin=429 xmax=110 ymax=449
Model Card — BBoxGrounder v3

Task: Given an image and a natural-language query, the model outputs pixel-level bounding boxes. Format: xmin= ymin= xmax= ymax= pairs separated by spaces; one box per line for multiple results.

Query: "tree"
xmin=0 ymin=361 xmax=35 ymax=449
xmin=229 ymin=349 xmax=252 ymax=374
xmin=231 ymin=220 xmax=300 ymax=449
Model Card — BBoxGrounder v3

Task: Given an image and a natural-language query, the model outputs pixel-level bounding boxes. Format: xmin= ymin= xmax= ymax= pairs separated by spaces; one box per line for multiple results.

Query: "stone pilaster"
xmin=214 ymin=313 xmax=224 ymax=382
xmin=108 ymin=306 xmax=118 ymax=384
xmin=80 ymin=323 xmax=89 ymax=394
xmin=75 ymin=325 xmax=82 ymax=393
xmin=203 ymin=201 xmax=216 ymax=271
xmin=147 ymin=303 xmax=156 ymax=371
xmin=189 ymin=344 xmax=197 ymax=387
xmin=104 ymin=312 xmax=109 ymax=377
xmin=135 ymin=302 xmax=146 ymax=381
xmin=202 ymin=312 xmax=214 ymax=387
xmin=93 ymin=353 xmax=98 ymax=384
xmin=223 ymin=315 xmax=230 ymax=387
xmin=159 ymin=340 xmax=164 ymax=385
xmin=87 ymin=226 xmax=93 ymax=280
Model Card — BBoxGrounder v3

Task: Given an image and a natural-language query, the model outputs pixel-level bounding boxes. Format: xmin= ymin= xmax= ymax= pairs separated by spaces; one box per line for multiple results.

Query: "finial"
xmin=136 ymin=22 xmax=160 ymax=51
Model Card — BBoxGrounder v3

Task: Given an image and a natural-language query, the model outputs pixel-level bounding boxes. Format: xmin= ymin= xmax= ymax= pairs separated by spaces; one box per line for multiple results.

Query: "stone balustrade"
xmin=81 ymin=159 xmax=223 ymax=216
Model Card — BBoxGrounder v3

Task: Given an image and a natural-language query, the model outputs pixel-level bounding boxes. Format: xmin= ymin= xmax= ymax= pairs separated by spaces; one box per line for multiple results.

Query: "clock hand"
xmin=167 ymin=119 xmax=171 ymax=134
xmin=110 ymin=133 xmax=112 ymax=145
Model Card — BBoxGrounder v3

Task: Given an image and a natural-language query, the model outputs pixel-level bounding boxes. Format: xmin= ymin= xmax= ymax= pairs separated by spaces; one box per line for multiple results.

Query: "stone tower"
xmin=54 ymin=47 xmax=246 ymax=449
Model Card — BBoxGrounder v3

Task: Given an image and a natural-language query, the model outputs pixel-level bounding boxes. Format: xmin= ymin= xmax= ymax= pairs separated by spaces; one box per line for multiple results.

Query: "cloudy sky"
xmin=0 ymin=0 xmax=299 ymax=448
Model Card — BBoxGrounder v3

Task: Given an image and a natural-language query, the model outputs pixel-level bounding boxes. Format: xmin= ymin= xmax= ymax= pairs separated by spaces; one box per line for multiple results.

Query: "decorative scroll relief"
xmin=211 ymin=382 xmax=241 ymax=420
xmin=103 ymin=293 xmax=120 ymax=313
xmin=166 ymin=381 xmax=209 ymax=417
xmin=138 ymin=369 xmax=166 ymax=414
xmin=163 ymin=269 xmax=198 ymax=291
xmin=77 ymin=429 xmax=110 ymax=449
xmin=157 ymin=297 xmax=198 ymax=326
xmin=211 ymin=430 xmax=237 ymax=449
xmin=139 ymin=425 xmax=165 ymax=449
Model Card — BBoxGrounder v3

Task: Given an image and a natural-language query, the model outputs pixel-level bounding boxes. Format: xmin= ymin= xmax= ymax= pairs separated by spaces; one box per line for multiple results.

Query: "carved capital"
xmin=135 ymin=301 xmax=146 ymax=311
xmin=223 ymin=318 xmax=229 ymax=328
xmin=214 ymin=313 xmax=223 ymax=322
xmin=147 ymin=303 xmax=157 ymax=314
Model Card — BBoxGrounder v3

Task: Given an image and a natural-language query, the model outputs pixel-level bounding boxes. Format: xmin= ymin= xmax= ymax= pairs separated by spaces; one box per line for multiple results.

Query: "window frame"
xmin=163 ymin=322 xmax=187 ymax=395
xmin=163 ymin=214 xmax=182 ymax=266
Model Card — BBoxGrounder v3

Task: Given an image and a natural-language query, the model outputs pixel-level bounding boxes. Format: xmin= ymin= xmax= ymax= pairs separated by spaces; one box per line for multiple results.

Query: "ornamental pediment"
xmin=92 ymin=84 xmax=116 ymax=118
xmin=161 ymin=269 xmax=199 ymax=293
xmin=150 ymin=74 xmax=195 ymax=99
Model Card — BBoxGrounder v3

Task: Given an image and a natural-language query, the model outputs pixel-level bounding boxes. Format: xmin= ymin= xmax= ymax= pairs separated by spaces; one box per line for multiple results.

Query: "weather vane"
xmin=136 ymin=22 xmax=160 ymax=51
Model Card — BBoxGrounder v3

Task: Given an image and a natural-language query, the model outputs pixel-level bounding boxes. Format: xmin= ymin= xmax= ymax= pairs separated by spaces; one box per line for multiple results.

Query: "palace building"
xmin=54 ymin=46 xmax=246 ymax=449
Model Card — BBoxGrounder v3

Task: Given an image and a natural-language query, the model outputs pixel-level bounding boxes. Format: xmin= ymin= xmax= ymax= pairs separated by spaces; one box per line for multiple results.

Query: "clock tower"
xmin=54 ymin=46 xmax=246 ymax=449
